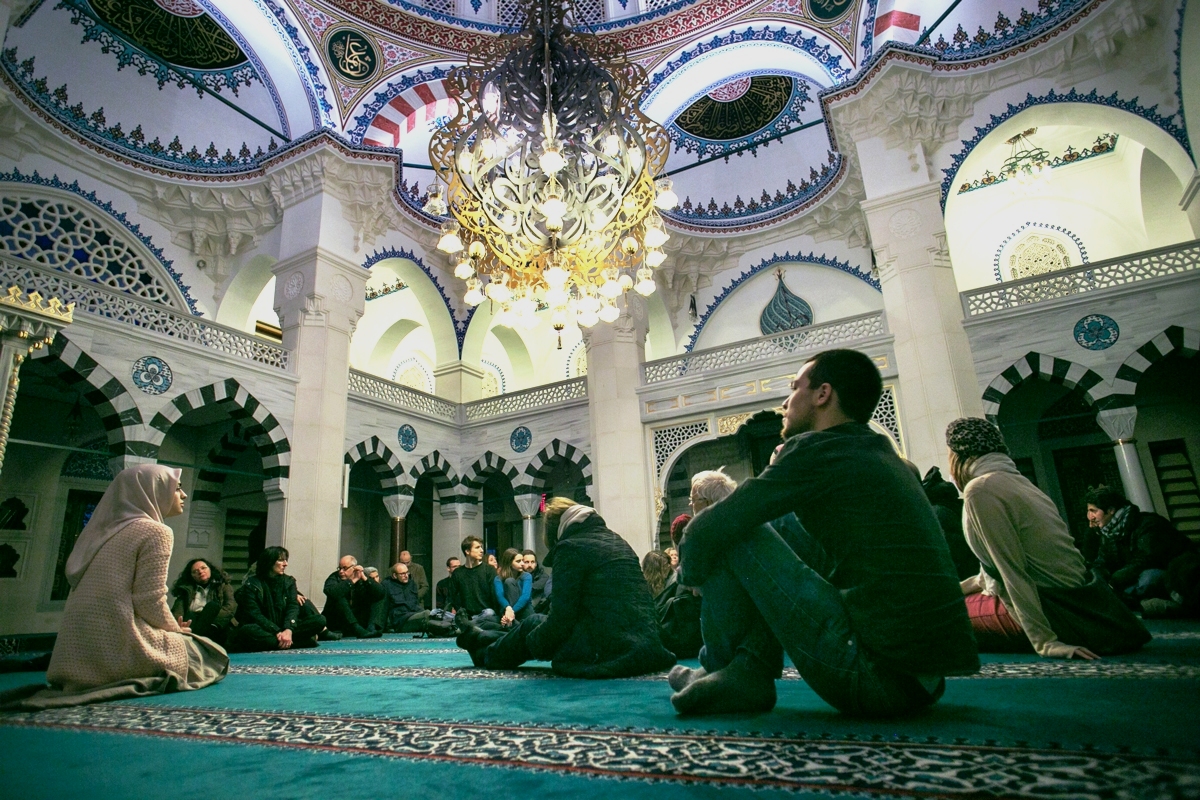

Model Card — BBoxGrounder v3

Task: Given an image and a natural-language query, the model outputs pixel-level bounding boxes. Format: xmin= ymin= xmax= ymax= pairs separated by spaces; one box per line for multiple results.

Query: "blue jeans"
xmin=699 ymin=517 xmax=943 ymax=717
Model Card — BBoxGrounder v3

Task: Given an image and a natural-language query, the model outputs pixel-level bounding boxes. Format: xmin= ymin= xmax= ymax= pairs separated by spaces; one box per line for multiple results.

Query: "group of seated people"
xmin=13 ymin=348 xmax=1195 ymax=721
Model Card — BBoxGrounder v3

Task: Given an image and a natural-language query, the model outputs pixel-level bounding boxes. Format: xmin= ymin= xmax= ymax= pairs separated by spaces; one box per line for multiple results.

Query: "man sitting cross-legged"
xmin=436 ymin=556 xmax=461 ymax=611
xmin=673 ymin=348 xmax=979 ymax=717
xmin=449 ymin=536 xmax=499 ymax=623
xmin=382 ymin=563 xmax=430 ymax=632
xmin=322 ymin=555 xmax=385 ymax=639
xmin=456 ymin=499 xmax=676 ymax=678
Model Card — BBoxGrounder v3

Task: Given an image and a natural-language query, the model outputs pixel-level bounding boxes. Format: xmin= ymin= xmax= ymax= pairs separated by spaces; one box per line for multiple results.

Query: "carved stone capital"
xmin=382 ymin=493 xmax=414 ymax=520
xmin=1097 ymin=407 xmax=1138 ymax=441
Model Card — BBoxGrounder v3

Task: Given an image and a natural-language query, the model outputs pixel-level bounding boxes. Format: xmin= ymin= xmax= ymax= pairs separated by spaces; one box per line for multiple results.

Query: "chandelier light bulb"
xmin=577 ymin=309 xmax=599 ymax=327
xmin=598 ymin=303 xmax=620 ymax=323
xmin=539 ymin=142 xmax=567 ymax=175
xmin=600 ymin=279 xmax=621 ymax=299
xmin=545 ymin=215 xmax=564 ymax=233
xmin=645 ymin=248 xmax=667 ymax=268
xmin=469 ymin=240 xmax=487 ymax=259
xmin=618 ymin=273 xmax=633 ymax=292
xmin=643 ymin=214 xmax=669 ymax=248
xmin=437 ymin=220 xmax=464 ymax=254
xmin=543 ymin=265 xmax=569 ymax=287
xmin=546 ymin=285 xmax=569 ymax=307
xmin=602 ymin=133 xmax=621 ymax=157
xmin=634 ymin=267 xmax=656 ymax=296
xmin=499 ymin=211 xmax=518 ymax=232
xmin=422 ymin=185 xmax=448 ymax=216
xmin=540 ymin=194 xmax=567 ymax=221
xmin=579 ymin=294 xmax=601 ymax=315
xmin=550 ymin=308 xmax=567 ymax=329
xmin=514 ymin=294 xmax=537 ymax=317
xmin=621 ymin=236 xmax=639 ymax=255
xmin=453 ymin=253 xmax=474 ymax=280
xmin=628 ymin=146 xmax=644 ymax=173
xmin=479 ymin=137 xmax=497 ymax=160
xmin=494 ymin=306 xmax=513 ymax=327
xmin=464 ymin=277 xmax=485 ymax=306
xmin=457 ymin=148 xmax=474 ymax=174
xmin=654 ymin=178 xmax=678 ymax=210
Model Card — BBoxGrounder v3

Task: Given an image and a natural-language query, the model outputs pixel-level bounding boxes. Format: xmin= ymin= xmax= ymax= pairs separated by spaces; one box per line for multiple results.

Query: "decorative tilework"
xmin=922 ymin=0 xmax=1097 ymax=63
xmin=668 ymin=153 xmax=840 ymax=226
xmin=687 ymin=251 xmax=877 ymax=351
xmin=509 ymin=425 xmax=532 ymax=453
xmin=397 ymin=423 xmax=418 ymax=452
xmin=0 ymin=169 xmax=199 ymax=314
xmin=480 ymin=359 xmax=506 ymax=394
xmin=992 ymin=222 xmax=1088 ymax=283
xmin=346 ymin=67 xmax=452 ymax=144
xmin=941 ymin=89 xmax=1192 ymax=209
xmin=257 ymin=0 xmax=331 ymax=123
xmin=361 ymin=246 xmax=472 ymax=355
xmin=1074 ymin=314 xmax=1119 ymax=351
xmin=60 ymin=437 xmax=115 ymax=480
xmin=131 ymin=356 xmax=173 ymax=395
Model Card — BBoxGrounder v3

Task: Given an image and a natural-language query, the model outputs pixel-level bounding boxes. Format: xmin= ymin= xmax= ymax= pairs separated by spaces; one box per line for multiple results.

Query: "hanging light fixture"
xmin=426 ymin=0 xmax=675 ymax=331
xmin=1000 ymin=128 xmax=1052 ymax=195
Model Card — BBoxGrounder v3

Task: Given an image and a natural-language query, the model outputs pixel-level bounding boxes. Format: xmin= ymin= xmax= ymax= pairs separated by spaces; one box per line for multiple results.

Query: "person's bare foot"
xmin=668 ymin=665 xmax=706 ymax=692
xmin=670 ymin=660 xmax=776 ymax=715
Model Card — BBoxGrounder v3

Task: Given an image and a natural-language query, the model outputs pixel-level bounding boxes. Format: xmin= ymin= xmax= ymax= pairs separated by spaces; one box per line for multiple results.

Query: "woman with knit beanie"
xmin=946 ymin=418 xmax=1149 ymax=658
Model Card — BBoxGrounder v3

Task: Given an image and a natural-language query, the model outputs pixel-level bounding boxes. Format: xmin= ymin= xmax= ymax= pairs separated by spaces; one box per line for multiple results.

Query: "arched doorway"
xmin=1133 ymin=352 xmax=1200 ymax=538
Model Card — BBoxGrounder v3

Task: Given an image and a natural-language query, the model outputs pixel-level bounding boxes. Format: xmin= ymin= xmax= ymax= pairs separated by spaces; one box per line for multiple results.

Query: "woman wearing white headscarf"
xmin=4 ymin=464 xmax=228 ymax=708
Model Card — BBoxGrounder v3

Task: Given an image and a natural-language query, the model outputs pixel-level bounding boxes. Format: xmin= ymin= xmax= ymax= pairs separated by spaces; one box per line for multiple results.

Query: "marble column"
xmin=584 ymin=294 xmax=655 ymax=557
xmin=382 ymin=494 xmax=415 ymax=566
xmin=513 ymin=493 xmax=541 ymax=552
xmin=434 ymin=360 xmax=485 ymax=403
xmin=270 ymin=246 xmax=366 ymax=602
xmin=1097 ymin=407 xmax=1156 ymax=512
xmin=861 ymin=183 xmax=984 ymax=474
xmin=433 ymin=501 xmax=482 ymax=582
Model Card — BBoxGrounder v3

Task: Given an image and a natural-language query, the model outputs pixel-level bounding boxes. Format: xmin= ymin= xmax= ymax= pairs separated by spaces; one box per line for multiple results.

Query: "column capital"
xmin=270 ymin=246 xmax=366 ymax=339
xmin=382 ymin=493 xmax=414 ymax=520
xmin=439 ymin=502 xmax=479 ymax=521
xmin=512 ymin=493 xmax=541 ymax=518
xmin=1097 ymin=406 xmax=1138 ymax=441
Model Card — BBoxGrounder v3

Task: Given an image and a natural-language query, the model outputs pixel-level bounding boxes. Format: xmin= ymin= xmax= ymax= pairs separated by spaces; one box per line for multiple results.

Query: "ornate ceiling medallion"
xmin=675 ymin=76 xmax=794 ymax=142
xmin=426 ymin=0 xmax=677 ymax=335
xmin=326 ymin=28 xmax=379 ymax=84
xmin=806 ymin=0 xmax=855 ymax=24
xmin=87 ymin=0 xmax=248 ymax=70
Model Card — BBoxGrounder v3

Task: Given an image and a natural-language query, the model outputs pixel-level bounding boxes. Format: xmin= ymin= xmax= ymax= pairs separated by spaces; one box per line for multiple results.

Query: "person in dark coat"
xmin=229 ymin=547 xmax=328 ymax=652
xmin=170 ymin=558 xmax=237 ymax=645
xmin=522 ymin=550 xmax=551 ymax=613
xmin=457 ymin=499 xmax=677 ymax=679
xmin=323 ymin=555 xmax=385 ymax=638
xmin=382 ymin=563 xmax=429 ymax=632
xmin=1086 ymin=485 xmax=1197 ymax=601
xmin=922 ymin=466 xmax=979 ymax=580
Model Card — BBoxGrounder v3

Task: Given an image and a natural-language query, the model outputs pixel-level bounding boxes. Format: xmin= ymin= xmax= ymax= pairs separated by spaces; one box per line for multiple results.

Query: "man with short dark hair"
xmin=673 ymin=349 xmax=978 ymax=717
xmin=323 ymin=555 xmax=385 ymax=638
xmin=448 ymin=536 xmax=498 ymax=622
xmin=382 ymin=563 xmax=430 ymax=632
xmin=1086 ymin=485 xmax=1195 ymax=602
xmin=436 ymin=556 xmax=461 ymax=610
xmin=522 ymin=549 xmax=550 ymax=611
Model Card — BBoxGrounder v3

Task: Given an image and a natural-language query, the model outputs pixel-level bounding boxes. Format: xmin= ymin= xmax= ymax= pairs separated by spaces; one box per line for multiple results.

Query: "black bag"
xmin=657 ymin=582 xmax=702 ymax=660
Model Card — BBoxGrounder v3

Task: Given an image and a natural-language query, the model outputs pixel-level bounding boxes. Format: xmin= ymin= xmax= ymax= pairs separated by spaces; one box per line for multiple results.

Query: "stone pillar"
xmin=513 ymin=494 xmax=541 ymax=551
xmin=433 ymin=501 xmax=482 ymax=581
xmin=1097 ymin=407 xmax=1156 ymax=512
xmin=584 ymin=294 xmax=655 ymax=557
xmin=271 ymin=247 xmax=366 ymax=606
xmin=861 ymin=183 xmax=984 ymax=474
xmin=382 ymin=494 xmax=415 ymax=566
xmin=434 ymin=361 xmax=485 ymax=403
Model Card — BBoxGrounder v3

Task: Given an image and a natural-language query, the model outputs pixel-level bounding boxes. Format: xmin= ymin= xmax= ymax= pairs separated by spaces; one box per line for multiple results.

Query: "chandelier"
xmin=425 ymin=0 xmax=677 ymax=338
xmin=1000 ymin=128 xmax=1052 ymax=195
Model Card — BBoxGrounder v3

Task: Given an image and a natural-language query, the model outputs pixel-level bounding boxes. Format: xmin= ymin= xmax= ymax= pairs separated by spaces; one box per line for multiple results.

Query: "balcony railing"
xmin=0 ymin=256 xmax=289 ymax=370
xmin=642 ymin=311 xmax=888 ymax=384
xmin=463 ymin=377 xmax=587 ymax=422
xmin=961 ymin=240 xmax=1200 ymax=318
xmin=348 ymin=369 xmax=458 ymax=420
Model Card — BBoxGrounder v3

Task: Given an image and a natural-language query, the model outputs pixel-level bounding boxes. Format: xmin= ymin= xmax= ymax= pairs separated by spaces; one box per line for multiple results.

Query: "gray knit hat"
xmin=945 ymin=417 xmax=1008 ymax=459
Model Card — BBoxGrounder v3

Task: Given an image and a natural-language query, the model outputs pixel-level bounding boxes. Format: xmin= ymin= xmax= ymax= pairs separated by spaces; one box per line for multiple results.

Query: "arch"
xmin=460 ymin=451 xmax=522 ymax=494
xmin=192 ymin=423 xmax=254 ymax=503
xmin=345 ymin=436 xmax=411 ymax=496
xmin=29 ymin=333 xmax=145 ymax=470
xmin=941 ymin=92 xmax=1194 ymax=211
xmin=489 ymin=326 xmax=534 ymax=388
xmin=361 ymin=248 xmax=463 ymax=365
xmin=1109 ymin=326 xmax=1200 ymax=408
xmin=146 ymin=378 xmax=290 ymax=492
xmin=523 ymin=439 xmax=593 ymax=492
xmin=216 ymin=254 xmax=277 ymax=331
xmin=981 ymin=352 xmax=1106 ymax=421
xmin=407 ymin=449 xmax=461 ymax=501
xmin=368 ymin=318 xmax=422 ymax=374
xmin=1180 ymin=0 xmax=1200 ymax=160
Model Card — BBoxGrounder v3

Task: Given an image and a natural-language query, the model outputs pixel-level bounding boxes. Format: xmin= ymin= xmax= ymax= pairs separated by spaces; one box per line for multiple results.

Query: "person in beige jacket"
xmin=947 ymin=418 xmax=1148 ymax=660
xmin=2 ymin=464 xmax=228 ymax=709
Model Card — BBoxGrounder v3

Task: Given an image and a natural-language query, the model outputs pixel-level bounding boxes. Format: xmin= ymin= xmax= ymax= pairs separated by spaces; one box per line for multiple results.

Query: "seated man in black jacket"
xmin=383 ymin=563 xmax=430 ymax=632
xmin=322 ymin=555 xmax=384 ymax=638
xmin=448 ymin=536 xmax=498 ymax=622
xmin=435 ymin=556 xmax=460 ymax=610
xmin=674 ymin=349 xmax=978 ymax=717
xmin=1086 ymin=485 xmax=1196 ymax=603
xmin=229 ymin=546 xmax=328 ymax=652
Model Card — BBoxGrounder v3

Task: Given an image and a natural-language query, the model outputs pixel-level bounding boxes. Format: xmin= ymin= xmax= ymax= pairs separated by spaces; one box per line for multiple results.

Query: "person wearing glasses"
xmin=322 ymin=555 xmax=384 ymax=638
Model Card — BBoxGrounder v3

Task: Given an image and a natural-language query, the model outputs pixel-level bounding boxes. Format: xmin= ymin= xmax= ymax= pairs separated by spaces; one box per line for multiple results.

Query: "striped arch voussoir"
xmin=408 ymin=450 xmax=460 ymax=501
xmin=981 ymin=351 xmax=1105 ymax=421
xmin=192 ymin=423 xmax=253 ymax=503
xmin=148 ymin=378 xmax=291 ymax=485
xmin=523 ymin=438 xmax=593 ymax=492
xmin=1107 ymin=326 xmax=1200 ymax=411
xmin=30 ymin=333 xmax=146 ymax=466
xmin=461 ymin=451 xmax=521 ymax=493
xmin=345 ymin=436 xmax=409 ymax=495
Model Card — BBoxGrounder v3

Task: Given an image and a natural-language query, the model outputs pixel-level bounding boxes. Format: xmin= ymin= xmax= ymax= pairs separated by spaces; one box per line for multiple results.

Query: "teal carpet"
xmin=2 ymin=622 xmax=1199 ymax=798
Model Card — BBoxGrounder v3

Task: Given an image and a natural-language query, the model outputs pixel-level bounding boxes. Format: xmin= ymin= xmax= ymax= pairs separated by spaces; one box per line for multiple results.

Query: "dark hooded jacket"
xmin=525 ymin=512 xmax=676 ymax=678
xmin=1093 ymin=505 xmax=1196 ymax=590
xmin=922 ymin=466 xmax=979 ymax=580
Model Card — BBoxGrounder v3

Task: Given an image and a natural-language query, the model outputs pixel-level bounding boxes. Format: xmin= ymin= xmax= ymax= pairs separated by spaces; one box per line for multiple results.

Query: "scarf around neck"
xmin=1100 ymin=504 xmax=1132 ymax=539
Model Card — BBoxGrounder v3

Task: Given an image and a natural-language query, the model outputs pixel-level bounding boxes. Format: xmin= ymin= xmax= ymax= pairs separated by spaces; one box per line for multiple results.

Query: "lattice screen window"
xmin=870 ymin=385 xmax=904 ymax=456
xmin=653 ymin=420 xmax=710 ymax=477
xmin=568 ymin=0 xmax=605 ymax=26
xmin=497 ymin=0 xmax=522 ymax=27
xmin=423 ymin=0 xmax=456 ymax=16
xmin=642 ymin=0 xmax=676 ymax=11
xmin=0 ymin=194 xmax=184 ymax=309
xmin=1008 ymin=234 xmax=1070 ymax=280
